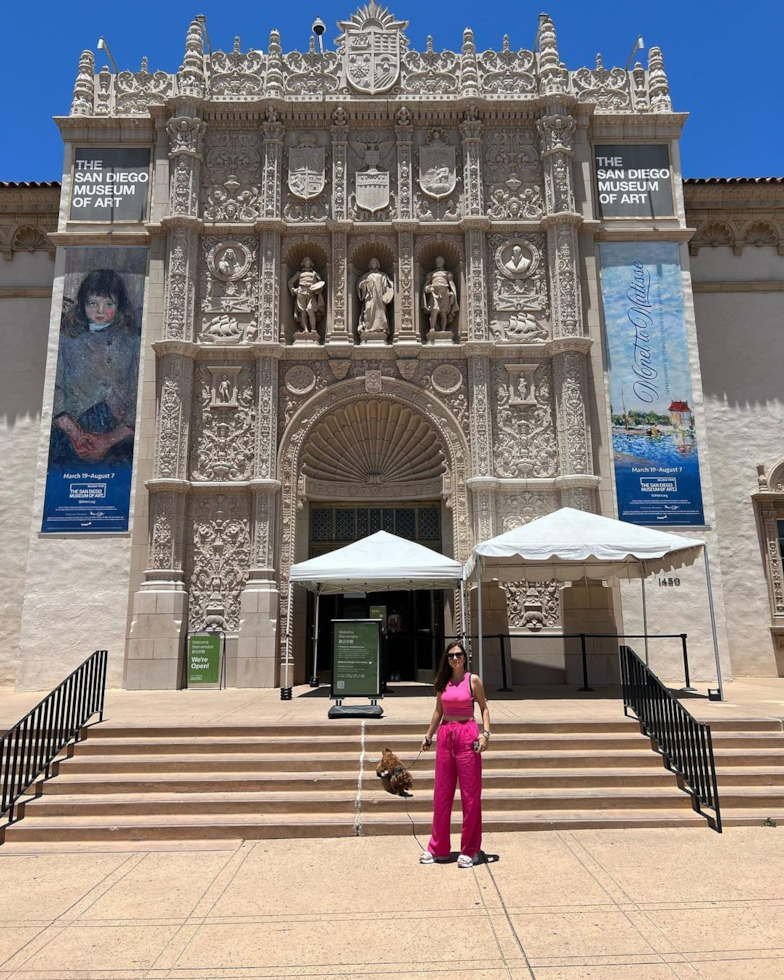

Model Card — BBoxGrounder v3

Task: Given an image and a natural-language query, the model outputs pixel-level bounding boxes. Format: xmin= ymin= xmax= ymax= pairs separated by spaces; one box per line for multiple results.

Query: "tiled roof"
xmin=683 ymin=177 xmax=784 ymax=185
xmin=0 ymin=181 xmax=61 ymax=188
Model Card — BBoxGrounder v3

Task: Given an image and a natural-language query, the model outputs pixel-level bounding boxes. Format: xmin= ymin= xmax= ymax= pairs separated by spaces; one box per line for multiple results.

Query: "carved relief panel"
xmin=414 ymin=127 xmax=462 ymax=221
xmin=201 ymin=128 xmax=262 ymax=221
xmin=277 ymin=361 xmax=331 ymax=434
xmin=496 ymin=492 xmax=556 ymax=531
xmin=283 ymin=131 xmax=330 ymax=222
xmin=199 ymin=236 xmax=259 ymax=343
xmin=191 ymin=363 xmax=256 ymax=482
xmin=503 ymin=580 xmax=561 ymax=631
xmin=186 ymin=495 xmax=251 ymax=632
xmin=348 ymin=129 xmax=397 ymax=221
xmin=492 ymin=360 xmax=558 ymax=478
xmin=483 ymin=128 xmax=543 ymax=220
xmin=488 ymin=233 xmax=549 ymax=342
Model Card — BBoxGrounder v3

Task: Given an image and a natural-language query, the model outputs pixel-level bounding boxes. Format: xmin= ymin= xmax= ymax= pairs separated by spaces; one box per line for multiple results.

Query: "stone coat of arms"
xmin=355 ymin=168 xmax=390 ymax=213
xmin=419 ymin=133 xmax=457 ymax=200
xmin=338 ymin=3 xmax=408 ymax=95
xmin=288 ymin=136 xmax=325 ymax=200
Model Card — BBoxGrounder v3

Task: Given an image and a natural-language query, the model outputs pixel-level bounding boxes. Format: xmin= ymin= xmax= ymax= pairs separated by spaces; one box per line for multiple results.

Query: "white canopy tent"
xmin=282 ymin=530 xmax=466 ymax=692
xmin=465 ymin=508 xmax=724 ymax=700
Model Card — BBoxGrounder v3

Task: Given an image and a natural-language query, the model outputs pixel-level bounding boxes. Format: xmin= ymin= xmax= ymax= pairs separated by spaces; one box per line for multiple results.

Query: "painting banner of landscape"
xmin=599 ymin=241 xmax=705 ymax=526
xmin=42 ymin=247 xmax=147 ymax=533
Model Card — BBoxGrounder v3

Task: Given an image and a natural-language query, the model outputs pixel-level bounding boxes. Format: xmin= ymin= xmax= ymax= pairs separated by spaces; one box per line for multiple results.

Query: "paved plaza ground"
xmin=0 ymin=678 xmax=782 ymax=978
xmin=0 ymin=827 xmax=782 ymax=979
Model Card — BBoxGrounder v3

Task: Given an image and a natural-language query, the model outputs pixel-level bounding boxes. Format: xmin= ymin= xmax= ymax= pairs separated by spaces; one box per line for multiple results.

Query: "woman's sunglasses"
xmin=447 ymin=652 xmax=465 ymax=660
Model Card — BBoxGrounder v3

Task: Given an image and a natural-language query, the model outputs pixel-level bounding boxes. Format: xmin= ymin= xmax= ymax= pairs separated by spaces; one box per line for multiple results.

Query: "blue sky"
xmin=2 ymin=0 xmax=781 ymax=181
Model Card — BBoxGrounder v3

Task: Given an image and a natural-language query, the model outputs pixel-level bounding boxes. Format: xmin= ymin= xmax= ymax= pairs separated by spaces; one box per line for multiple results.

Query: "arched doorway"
xmin=277 ymin=378 xmax=471 ymax=686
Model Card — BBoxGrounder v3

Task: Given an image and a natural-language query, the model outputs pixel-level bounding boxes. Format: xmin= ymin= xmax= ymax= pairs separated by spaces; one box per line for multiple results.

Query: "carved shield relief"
xmin=345 ymin=29 xmax=401 ymax=94
xmin=288 ymin=144 xmax=326 ymax=200
xmin=355 ymin=168 xmax=390 ymax=213
xmin=419 ymin=145 xmax=457 ymax=200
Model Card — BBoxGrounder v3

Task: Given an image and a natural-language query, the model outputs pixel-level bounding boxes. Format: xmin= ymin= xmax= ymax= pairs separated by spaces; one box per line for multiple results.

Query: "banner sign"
xmin=331 ymin=620 xmax=381 ymax=699
xmin=187 ymin=633 xmax=223 ymax=686
xmin=594 ymin=144 xmax=674 ymax=218
xmin=599 ymin=242 xmax=705 ymax=526
xmin=70 ymin=148 xmax=151 ymax=222
xmin=42 ymin=247 xmax=146 ymax=533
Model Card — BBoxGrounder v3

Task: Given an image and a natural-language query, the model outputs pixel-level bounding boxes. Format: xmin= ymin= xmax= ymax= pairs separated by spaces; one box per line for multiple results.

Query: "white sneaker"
xmin=419 ymin=851 xmax=448 ymax=865
xmin=457 ymin=853 xmax=481 ymax=868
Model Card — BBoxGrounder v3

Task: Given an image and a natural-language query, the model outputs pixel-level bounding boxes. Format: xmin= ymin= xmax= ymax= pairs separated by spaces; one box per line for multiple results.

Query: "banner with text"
xmin=594 ymin=144 xmax=674 ymax=218
xmin=42 ymin=247 xmax=147 ymax=533
xmin=70 ymin=148 xmax=151 ymax=222
xmin=599 ymin=241 xmax=705 ymax=526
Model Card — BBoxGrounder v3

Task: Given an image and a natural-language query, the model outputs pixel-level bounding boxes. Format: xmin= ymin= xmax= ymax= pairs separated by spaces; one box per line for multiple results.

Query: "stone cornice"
xmin=466 ymin=474 xmax=601 ymax=492
xmin=588 ymin=112 xmax=688 ymax=139
xmin=49 ymin=229 xmax=151 ymax=246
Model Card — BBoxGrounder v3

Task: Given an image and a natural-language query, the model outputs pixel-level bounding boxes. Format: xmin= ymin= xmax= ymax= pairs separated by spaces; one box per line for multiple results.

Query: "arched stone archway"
xmin=276 ymin=376 xmax=472 ymax=683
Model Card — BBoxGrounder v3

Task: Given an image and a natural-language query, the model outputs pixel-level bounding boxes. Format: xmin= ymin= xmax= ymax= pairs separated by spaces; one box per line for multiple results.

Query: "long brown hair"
xmin=434 ymin=640 xmax=468 ymax=694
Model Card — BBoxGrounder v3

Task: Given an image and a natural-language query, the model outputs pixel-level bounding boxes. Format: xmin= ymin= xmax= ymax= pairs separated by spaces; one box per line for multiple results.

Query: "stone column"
xmin=259 ymin=110 xmax=284 ymax=344
xmin=393 ymin=107 xmax=419 ymax=347
xmin=126 ymin=115 xmax=204 ymax=689
xmin=327 ymin=108 xmax=351 ymax=345
xmin=538 ymin=110 xmax=596 ymax=511
xmin=467 ymin=356 xmax=495 ymax=543
xmin=460 ymin=112 xmax=488 ymax=345
xmin=237 ymin=354 xmax=282 ymax=686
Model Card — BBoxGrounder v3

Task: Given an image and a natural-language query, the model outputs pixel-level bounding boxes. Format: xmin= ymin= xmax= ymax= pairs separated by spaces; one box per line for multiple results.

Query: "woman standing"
xmin=419 ymin=641 xmax=491 ymax=867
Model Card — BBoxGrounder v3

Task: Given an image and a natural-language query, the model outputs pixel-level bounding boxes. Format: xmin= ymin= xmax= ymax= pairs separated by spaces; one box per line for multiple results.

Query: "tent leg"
xmin=280 ymin=585 xmax=294 ymax=700
xmin=310 ymin=590 xmax=321 ymax=688
xmin=640 ymin=562 xmax=649 ymax=666
xmin=477 ymin=558 xmax=484 ymax=679
xmin=704 ymin=547 xmax=725 ymax=702
xmin=459 ymin=580 xmax=468 ymax=649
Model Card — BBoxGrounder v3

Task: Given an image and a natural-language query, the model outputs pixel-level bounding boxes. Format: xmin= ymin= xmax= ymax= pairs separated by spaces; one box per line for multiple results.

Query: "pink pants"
xmin=427 ymin=719 xmax=483 ymax=859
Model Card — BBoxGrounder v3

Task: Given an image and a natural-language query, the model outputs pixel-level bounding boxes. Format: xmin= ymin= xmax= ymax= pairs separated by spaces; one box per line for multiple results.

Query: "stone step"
xmin=68 ymin=732 xmax=678 ymax=755
xmin=34 ymin=767 xmax=682 ymax=796
xmin=49 ymin=750 xmax=668 ymax=774
xmin=2 ymin=807 xmax=711 ymax=842
xmin=18 ymin=785 xmax=698 ymax=818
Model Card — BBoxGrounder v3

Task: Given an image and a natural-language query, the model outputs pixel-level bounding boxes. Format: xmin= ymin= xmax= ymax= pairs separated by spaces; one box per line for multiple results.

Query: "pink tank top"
xmin=440 ymin=672 xmax=473 ymax=716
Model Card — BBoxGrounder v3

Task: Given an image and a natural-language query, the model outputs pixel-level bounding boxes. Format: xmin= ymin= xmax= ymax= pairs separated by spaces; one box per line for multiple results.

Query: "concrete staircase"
xmin=5 ymin=717 xmax=784 ymax=842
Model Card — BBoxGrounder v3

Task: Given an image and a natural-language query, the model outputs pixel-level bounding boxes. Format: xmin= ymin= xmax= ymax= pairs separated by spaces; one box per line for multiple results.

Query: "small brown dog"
xmin=376 ymin=747 xmax=413 ymax=795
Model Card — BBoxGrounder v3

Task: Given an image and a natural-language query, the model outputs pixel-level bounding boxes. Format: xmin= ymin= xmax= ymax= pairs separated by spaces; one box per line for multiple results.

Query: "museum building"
xmin=1 ymin=6 xmax=783 ymax=693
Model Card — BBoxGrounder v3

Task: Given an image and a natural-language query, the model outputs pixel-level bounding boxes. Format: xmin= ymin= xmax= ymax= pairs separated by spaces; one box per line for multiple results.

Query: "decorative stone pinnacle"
xmin=648 ymin=45 xmax=672 ymax=113
xmin=70 ymin=49 xmax=95 ymax=116
xmin=179 ymin=18 xmax=205 ymax=96
xmin=462 ymin=27 xmax=475 ymax=54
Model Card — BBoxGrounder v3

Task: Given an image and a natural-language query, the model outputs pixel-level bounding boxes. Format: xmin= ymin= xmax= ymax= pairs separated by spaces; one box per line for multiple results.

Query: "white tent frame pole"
xmin=476 ymin=556 xmax=484 ymax=678
xmin=459 ymin=579 xmax=468 ymax=649
xmin=639 ymin=559 xmax=650 ymax=666
xmin=310 ymin=588 xmax=321 ymax=687
xmin=703 ymin=545 xmax=725 ymax=702
xmin=282 ymin=584 xmax=294 ymax=693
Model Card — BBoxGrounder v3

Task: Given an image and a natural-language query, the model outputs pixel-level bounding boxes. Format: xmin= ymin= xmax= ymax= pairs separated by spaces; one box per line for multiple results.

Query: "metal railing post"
xmin=680 ymin=634 xmax=697 ymax=693
xmin=577 ymin=634 xmax=594 ymax=692
xmin=497 ymin=634 xmax=512 ymax=692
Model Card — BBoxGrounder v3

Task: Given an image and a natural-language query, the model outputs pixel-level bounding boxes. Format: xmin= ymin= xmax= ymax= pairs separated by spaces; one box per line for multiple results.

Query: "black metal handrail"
xmin=1 ymin=650 xmax=107 ymax=823
xmin=620 ymin=644 xmax=721 ymax=833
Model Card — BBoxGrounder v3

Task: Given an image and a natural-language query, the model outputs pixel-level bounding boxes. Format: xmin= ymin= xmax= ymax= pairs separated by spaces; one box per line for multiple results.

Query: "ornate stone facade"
xmin=57 ymin=4 xmax=693 ymax=689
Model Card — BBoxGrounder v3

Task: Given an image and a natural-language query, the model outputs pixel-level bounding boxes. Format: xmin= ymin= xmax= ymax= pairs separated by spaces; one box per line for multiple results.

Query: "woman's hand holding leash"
xmin=421 ymin=734 xmax=433 ymax=752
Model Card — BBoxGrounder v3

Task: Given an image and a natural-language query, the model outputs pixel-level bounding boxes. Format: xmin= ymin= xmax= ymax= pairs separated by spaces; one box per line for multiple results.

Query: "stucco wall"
xmin=0 ymin=252 xmax=54 ymax=686
xmin=690 ymin=246 xmax=784 ymax=674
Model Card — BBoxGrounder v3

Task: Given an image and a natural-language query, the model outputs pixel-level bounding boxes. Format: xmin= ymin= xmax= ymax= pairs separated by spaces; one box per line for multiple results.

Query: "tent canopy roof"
xmin=289 ymin=530 xmax=464 ymax=594
xmin=465 ymin=508 xmax=705 ymax=582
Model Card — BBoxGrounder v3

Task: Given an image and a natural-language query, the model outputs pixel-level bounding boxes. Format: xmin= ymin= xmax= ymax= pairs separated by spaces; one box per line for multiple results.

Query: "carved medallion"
xmin=495 ymin=240 xmax=538 ymax=280
xmin=419 ymin=130 xmax=457 ymax=200
xmin=339 ymin=5 xmax=407 ymax=95
xmin=207 ymin=241 xmax=252 ymax=281
xmin=328 ymin=359 xmax=351 ymax=381
xmin=396 ymin=359 xmax=418 ymax=381
xmin=355 ymin=168 xmax=390 ymax=213
xmin=285 ymin=365 xmax=317 ymax=396
xmin=430 ymin=364 xmax=463 ymax=395
xmin=287 ymin=134 xmax=326 ymax=201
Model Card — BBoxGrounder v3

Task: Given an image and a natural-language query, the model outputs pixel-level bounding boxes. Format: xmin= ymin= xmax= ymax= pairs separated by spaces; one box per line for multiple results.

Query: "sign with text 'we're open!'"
xmin=70 ymin=148 xmax=151 ymax=222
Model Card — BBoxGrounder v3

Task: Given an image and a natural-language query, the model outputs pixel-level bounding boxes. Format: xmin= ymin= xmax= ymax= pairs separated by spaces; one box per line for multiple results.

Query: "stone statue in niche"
xmin=288 ymin=256 xmax=325 ymax=339
xmin=422 ymin=256 xmax=459 ymax=334
xmin=357 ymin=258 xmax=394 ymax=343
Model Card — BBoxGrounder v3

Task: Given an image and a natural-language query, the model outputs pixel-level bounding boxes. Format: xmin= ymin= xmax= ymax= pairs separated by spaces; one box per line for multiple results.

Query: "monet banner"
xmin=599 ymin=242 xmax=705 ymax=526
xmin=42 ymin=247 xmax=147 ymax=533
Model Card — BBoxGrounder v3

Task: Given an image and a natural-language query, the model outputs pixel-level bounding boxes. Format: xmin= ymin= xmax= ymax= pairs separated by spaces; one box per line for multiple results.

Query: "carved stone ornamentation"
xmin=149 ymin=492 xmax=186 ymax=571
xmin=415 ymin=129 xmax=461 ymax=220
xmin=283 ymin=133 xmax=330 ymax=222
xmin=288 ymin=257 xmax=326 ymax=338
xmin=483 ymin=129 xmax=543 ymax=220
xmin=553 ymin=352 xmax=590 ymax=476
xmin=192 ymin=364 xmax=255 ymax=481
xmin=202 ymin=129 xmax=261 ymax=221
xmin=493 ymin=361 xmax=558 ymax=479
xmin=573 ymin=54 xmax=631 ymax=109
xmin=547 ymin=224 xmax=582 ymax=337
xmin=503 ymin=580 xmax=561 ymax=631
xmin=477 ymin=38 xmax=536 ymax=95
xmin=155 ymin=354 xmax=193 ymax=481
xmin=187 ymin=496 xmax=251 ymax=632
xmin=201 ymin=237 xmax=258 ymax=315
xmin=497 ymin=492 xmax=554 ymax=531
xmin=70 ymin=50 xmax=95 ymax=116
xmin=403 ymin=37 xmax=459 ymax=94
xmin=164 ymin=228 xmax=199 ymax=341
xmin=422 ymin=256 xmax=459 ymax=339
xmin=278 ymin=362 xmax=331 ymax=432
xmin=338 ymin=3 xmax=408 ymax=95
xmin=490 ymin=234 xmax=547 ymax=313
xmin=209 ymin=37 xmax=264 ymax=98
xmin=358 ymin=259 xmax=394 ymax=342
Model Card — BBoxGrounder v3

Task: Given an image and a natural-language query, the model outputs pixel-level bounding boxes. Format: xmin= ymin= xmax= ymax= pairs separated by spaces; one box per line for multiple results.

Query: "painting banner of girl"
xmin=42 ymin=247 xmax=147 ymax=533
